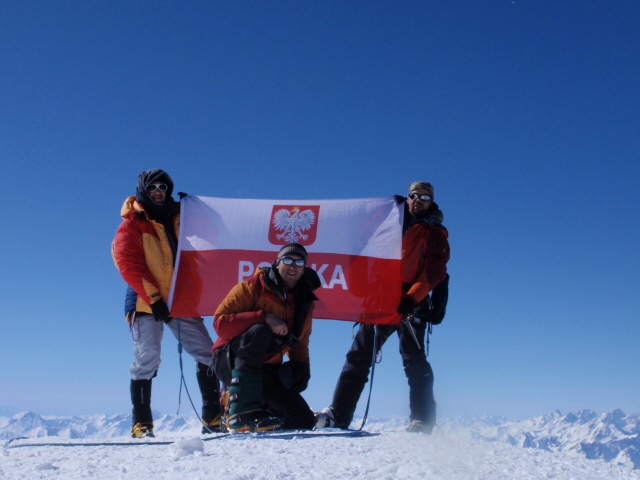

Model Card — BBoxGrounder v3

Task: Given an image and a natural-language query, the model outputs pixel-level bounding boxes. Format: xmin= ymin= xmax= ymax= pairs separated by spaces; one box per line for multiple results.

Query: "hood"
xmin=135 ymin=169 xmax=176 ymax=221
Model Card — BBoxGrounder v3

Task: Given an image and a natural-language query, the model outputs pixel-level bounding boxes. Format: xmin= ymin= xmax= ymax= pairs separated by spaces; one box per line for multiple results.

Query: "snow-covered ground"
xmin=2 ymin=429 xmax=638 ymax=479
xmin=2 ymin=410 xmax=640 ymax=479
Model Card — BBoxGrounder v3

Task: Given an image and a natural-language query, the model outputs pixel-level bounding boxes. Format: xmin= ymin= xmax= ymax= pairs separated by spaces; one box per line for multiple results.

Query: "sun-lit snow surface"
xmin=2 ymin=430 xmax=638 ymax=480
xmin=2 ymin=410 xmax=640 ymax=479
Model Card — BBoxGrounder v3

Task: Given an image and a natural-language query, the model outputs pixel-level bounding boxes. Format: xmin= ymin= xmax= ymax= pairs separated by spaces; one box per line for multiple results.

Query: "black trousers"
xmin=331 ymin=321 xmax=435 ymax=425
xmin=212 ymin=324 xmax=315 ymax=430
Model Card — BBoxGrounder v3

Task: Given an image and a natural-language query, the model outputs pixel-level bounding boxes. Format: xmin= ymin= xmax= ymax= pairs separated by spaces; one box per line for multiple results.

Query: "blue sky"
xmin=1 ymin=1 xmax=639 ymax=422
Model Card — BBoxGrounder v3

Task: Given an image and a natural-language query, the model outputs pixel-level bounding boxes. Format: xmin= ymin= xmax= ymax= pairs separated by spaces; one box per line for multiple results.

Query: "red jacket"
xmin=401 ymin=215 xmax=450 ymax=304
xmin=112 ymin=196 xmax=180 ymax=314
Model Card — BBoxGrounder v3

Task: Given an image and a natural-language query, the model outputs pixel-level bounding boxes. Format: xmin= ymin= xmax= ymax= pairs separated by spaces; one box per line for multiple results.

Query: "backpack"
xmin=415 ymin=273 xmax=449 ymax=325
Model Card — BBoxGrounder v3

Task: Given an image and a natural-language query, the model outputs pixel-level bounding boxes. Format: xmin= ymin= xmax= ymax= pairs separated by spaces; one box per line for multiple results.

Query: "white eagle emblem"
xmin=272 ymin=207 xmax=316 ymax=242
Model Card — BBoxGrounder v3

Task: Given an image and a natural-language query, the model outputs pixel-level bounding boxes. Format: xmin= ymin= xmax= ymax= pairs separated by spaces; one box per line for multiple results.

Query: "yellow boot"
xmin=131 ymin=422 xmax=154 ymax=438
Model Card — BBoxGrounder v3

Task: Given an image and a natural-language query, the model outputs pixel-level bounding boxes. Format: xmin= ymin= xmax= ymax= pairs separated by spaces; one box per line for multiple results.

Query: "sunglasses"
xmin=408 ymin=193 xmax=431 ymax=202
xmin=281 ymin=257 xmax=306 ymax=267
xmin=147 ymin=183 xmax=168 ymax=192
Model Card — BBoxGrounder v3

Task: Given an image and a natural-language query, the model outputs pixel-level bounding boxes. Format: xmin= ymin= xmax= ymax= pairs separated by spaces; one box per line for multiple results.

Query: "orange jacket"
xmin=401 ymin=218 xmax=450 ymax=304
xmin=213 ymin=268 xmax=317 ymax=366
xmin=112 ymin=196 xmax=180 ymax=314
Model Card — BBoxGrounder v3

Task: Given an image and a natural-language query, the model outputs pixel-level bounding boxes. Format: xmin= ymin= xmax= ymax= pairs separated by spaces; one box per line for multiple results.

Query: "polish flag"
xmin=169 ymin=196 xmax=403 ymax=325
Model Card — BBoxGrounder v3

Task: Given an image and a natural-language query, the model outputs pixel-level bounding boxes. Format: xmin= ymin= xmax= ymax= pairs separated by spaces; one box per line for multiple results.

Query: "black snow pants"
xmin=331 ymin=321 xmax=435 ymax=426
xmin=212 ymin=324 xmax=315 ymax=430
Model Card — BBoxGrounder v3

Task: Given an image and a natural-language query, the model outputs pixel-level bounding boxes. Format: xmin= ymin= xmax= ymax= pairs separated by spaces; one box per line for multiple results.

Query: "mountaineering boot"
xmin=131 ymin=422 xmax=155 ymax=438
xmin=314 ymin=406 xmax=349 ymax=430
xmin=406 ymin=400 xmax=436 ymax=434
xmin=196 ymin=362 xmax=226 ymax=434
xmin=130 ymin=378 xmax=154 ymax=437
xmin=226 ymin=369 xmax=281 ymax=433
xmin=421 ymin=399 xmax=436 ymax=434
xmin=405 ymin=396 xmax=436 ymax=435
xmin=406 ymin=359 xmax=436 ymax=434
xmin=406 ymin=420 xmax=427 ymax=433
xmin=201 ymin=413 xmax=225 ymax=435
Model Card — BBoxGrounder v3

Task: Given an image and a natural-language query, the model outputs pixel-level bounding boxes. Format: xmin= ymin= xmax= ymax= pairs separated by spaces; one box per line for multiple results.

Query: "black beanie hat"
xmin=277 ymin=243 xmax=308 ymax=262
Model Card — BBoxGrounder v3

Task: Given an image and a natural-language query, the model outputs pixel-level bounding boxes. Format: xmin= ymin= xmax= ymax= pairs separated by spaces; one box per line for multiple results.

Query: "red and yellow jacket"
xmin=213 ymin=268 xmax=317 ymax=366
xmin=401 ymin=215 xmax=450 ymax=304
xmin=112 ymin=196 xmax=180 ymax=314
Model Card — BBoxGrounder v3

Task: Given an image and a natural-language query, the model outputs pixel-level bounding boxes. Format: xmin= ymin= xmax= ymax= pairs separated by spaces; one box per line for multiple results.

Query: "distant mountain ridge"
xmin=439 ymin=409 xmax=640 ymax=470
xmin=2 ymin=409 xmax=638 ymax=470
xmin=0 ymin=410 xmax=200 ymax=441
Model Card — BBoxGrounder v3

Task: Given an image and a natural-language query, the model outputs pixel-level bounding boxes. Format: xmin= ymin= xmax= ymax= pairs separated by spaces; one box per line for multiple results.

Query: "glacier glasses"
xmin=281 ymin=257 xmax=306 ymax=267
xmin=408 ymin=193 xmax=432 ymax=202
xmin=146 ymin=183 xmax=168 ymax=192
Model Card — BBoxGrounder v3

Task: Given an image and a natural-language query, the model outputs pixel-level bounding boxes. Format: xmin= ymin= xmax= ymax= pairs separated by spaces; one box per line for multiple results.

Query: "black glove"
xmin=150 ymin=299 xmax=170 ymax=323
xmin=397 ymin=296 xmax=416 ymax=314
xmin=290 ymin=361 xmax=310 ymax=393
xmin=394 ymin=194 xmax=406 ymax=204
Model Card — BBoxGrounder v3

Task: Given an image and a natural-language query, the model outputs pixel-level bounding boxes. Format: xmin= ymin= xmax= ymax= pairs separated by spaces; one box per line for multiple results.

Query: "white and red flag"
xmin=168 ymin=196 xmax=403 ymax=325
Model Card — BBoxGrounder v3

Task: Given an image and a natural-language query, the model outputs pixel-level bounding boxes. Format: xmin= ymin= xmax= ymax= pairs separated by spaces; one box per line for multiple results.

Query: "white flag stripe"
xmin=179 ymin=196 xmax=402 ymax=260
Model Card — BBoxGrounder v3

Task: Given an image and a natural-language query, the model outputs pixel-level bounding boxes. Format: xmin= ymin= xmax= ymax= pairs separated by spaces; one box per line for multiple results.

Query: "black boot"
xmin=406 ymin=361 xmax=436 ymax=434
xmin=130 ymin=378 xmax=154 ymax=437
xmin=196 ymin=362 xmax=225 ymax=433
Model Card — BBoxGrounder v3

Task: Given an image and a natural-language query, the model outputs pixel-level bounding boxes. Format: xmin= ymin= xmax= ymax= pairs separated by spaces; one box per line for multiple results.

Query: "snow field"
xmin=2 ymin=430 xmax=639 ymax=480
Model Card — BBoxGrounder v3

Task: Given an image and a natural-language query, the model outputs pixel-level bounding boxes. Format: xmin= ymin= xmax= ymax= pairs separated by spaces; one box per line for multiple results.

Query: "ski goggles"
xmin=408 ymin=193 xmax=432 ymax=202
xmin=281 ymin=257 xmax=306 ymax=267
xmin=146 ymin=183 xmax=168 ymax=192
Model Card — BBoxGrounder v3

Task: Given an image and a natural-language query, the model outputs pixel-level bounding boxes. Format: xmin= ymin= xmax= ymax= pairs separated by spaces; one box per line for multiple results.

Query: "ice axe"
xmin=402 ymin=310 xmax=422 ymax=350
